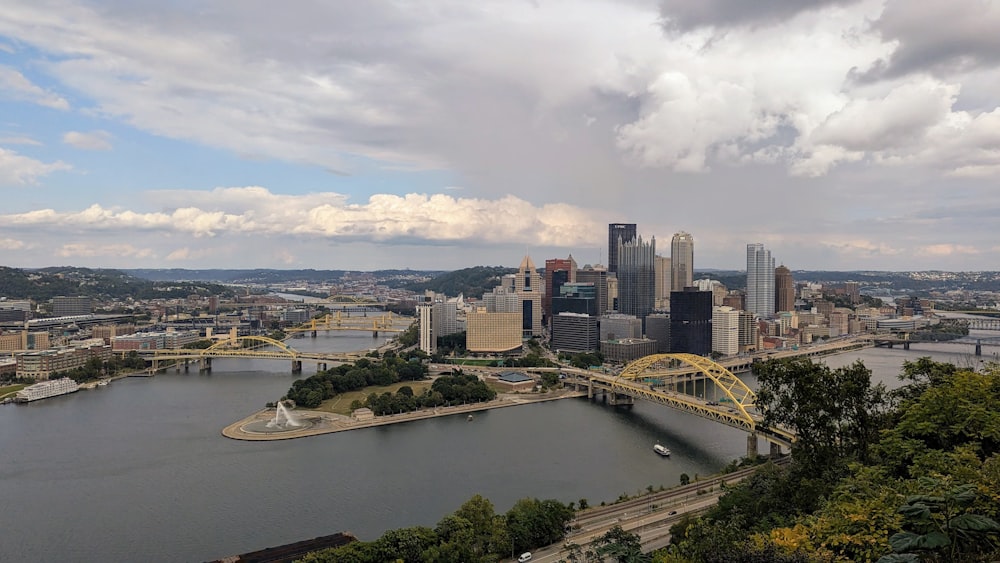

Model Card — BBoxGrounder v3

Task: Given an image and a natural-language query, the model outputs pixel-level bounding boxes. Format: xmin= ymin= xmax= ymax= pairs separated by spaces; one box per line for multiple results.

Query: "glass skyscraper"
xmin=746 ymin=243 xmax=775 ymax=318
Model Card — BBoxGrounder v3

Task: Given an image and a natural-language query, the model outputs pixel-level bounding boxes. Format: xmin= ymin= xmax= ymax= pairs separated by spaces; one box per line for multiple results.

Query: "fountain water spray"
xmin=267 ymin=401 xmax=303 ymax=429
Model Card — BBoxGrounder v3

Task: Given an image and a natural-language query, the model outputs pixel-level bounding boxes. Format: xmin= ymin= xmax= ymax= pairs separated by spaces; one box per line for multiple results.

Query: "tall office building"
xmin=576 ymin=266 xmax=609 ymax=315
xmin=543 ymin=256 xmax=576 ymax=322
xmin=51 ymin=296 xmax=94 ymax=316
xmin=416 ymin=300 xmax=460 ymax=354
xmin=550 ymin=313 xmax=599 ymax=353
xmin=607 ymin=223 xmax=637 ymax=274
xmin=645 ymin=313 xmax=671 ymax=353
xmin=775 ymin=265 xmax=795 ymax=313
xmin=515 ymin=255 xmax=543 ymax=337
xmin=746 ymin=243 xmax=775 ymax=318
xmin=670 ymin=287 xmax=712 ymax=355
xmin=670 ymin=232 xmax=694 ymax=291
xmin=654 ymin=255 xmax=671 ymax=310
xmin=712 ymin=306 xmax=740 ymax=356
xmin=616 ymin=235 xmax=656 ymax=322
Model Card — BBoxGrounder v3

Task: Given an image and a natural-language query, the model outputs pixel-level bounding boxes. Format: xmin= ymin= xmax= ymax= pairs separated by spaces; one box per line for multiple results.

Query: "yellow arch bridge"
xmin=285 ymin=312 xmax=407 ymax=336
xmin=568 ymin=353 xmax=795 ymax=457
xmin=143 ymin=336 xmax=363 ymax=374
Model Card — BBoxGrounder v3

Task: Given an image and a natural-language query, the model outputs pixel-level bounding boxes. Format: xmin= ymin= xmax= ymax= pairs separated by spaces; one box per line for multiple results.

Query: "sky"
xmin=1 ymin=0 xmax=999 ymax=272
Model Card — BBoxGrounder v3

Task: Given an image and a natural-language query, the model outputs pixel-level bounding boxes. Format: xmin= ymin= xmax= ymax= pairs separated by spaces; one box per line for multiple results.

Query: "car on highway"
xmin=518 ymin=552 xmax=533 ymax=562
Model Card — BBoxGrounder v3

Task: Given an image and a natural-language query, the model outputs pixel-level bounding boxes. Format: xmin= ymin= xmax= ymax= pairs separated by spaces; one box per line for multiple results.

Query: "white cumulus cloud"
xmin=62 ymin=130 xmax=113 ymax=151
xmin=0 ymin=148 xmax=71 ymax=186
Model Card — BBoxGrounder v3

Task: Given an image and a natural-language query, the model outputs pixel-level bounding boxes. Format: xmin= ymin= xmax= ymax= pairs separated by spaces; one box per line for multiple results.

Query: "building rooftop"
xmin=498 ymin=371 xmax=532 ymax=383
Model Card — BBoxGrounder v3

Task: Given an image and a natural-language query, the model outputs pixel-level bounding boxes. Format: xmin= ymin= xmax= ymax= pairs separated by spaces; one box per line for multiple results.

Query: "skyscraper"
xmin=654 ymin=255 xmax=671 ymax=310
xmin=576 ymin=265 xmax=609 ymax=315
xmin=607 ymin=223 xmax=637 ymax=274
xmin=746 ymin=243 xmax=775 ymax=318
xmin=543 ymin=256 xmax=576 ymax=322
xmin=616 ymin=235 xmax=656 ymax=322
xmin=669 ymin=287 xmax=712 ymax=355
xmin=515 ymin=255 xmax=543 ymax=337
xmin=775 ymin=265 xmax=795 ymax=313
xmin=670 ymin=232 xmax=694 ymax=291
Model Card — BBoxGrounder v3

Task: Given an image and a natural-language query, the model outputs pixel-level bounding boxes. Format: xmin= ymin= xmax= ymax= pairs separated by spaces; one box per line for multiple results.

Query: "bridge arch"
xmin=619 ymin=353 xmax=757 ymax=428
xmin=202 ymin=336 xmax=300 ymax=358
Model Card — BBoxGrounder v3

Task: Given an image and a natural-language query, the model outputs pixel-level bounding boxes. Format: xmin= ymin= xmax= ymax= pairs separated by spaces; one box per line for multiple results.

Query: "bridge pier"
xmin=291 ymin=360 xmax=302 ymax=374
xmin=976 ymin=340 xmax=982 ymax=356
xmin=746 ymin=432 xmax=759 ymax=459
xmin=184 ymin=359 xmax=189 ymax=373
xmin=199 ymin=357 xmax=212 ymax=373
xmin=587 ymin=380 xmax=594 ymax=399
xmin=609 ymin=393 xmax=634 ymax=407
xmin=372 ymin=330 xmax=379 ymax=337
xmin=770 ymin=442 xmax=782 ymax=458
xmin=903 ymin=341 xmax=910 ymax=350
xmin=311 ymin=330 xmax=317 ymax=338
xmin=317 ymin=362 xmax=328 ymax=372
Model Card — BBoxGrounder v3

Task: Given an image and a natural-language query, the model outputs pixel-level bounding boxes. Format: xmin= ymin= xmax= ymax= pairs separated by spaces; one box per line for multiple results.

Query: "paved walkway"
xmin=222 ymin=388 xmax=586 ymax=441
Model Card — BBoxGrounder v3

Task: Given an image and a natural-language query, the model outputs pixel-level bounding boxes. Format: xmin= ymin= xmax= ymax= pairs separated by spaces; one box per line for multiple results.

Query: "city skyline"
xmin=2 ymin=2 xmax=999 ymax=271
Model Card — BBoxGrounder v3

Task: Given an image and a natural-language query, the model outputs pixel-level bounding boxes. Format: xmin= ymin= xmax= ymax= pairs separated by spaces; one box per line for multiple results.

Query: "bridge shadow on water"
xmin=578 ymin=396 xmax=747 ymax=468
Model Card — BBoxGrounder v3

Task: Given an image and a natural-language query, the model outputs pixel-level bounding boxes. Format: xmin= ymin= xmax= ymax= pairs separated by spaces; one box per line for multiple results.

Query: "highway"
xmin=506 ymin=458 xmax=790 ymax=562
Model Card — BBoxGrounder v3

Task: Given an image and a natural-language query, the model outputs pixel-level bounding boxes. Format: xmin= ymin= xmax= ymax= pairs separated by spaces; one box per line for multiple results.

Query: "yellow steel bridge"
xmin=285 ymin=312 xmax=406 ymax=335
xmin=571 ymin=353 xmax=796 ymax=454
xmin=143 ymin=335 xmax=364 ymax=373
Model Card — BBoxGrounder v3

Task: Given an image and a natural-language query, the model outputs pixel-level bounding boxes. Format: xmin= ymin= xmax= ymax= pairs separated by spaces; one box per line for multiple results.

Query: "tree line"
xmin=664 ymin=357 xmax=1000 ymax=562
xmin=352 ymin=372 xmax=497 ymax=415
xmin=298 ymin=494 xmax=573 ymax=563
xmin=284 ymin=355 xmax=428 ymax=408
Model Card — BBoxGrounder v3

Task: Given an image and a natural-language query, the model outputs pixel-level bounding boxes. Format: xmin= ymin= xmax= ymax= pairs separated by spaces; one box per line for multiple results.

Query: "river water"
xmin=0 ymin=330 xmax=992 ymax=562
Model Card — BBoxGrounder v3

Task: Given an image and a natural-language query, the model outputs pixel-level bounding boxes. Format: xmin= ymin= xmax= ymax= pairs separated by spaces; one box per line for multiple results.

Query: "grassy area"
xmin=0 ymin=383 xmax=27 ymax=399
xmin=314 ymin=380 xmax=434 ymax=416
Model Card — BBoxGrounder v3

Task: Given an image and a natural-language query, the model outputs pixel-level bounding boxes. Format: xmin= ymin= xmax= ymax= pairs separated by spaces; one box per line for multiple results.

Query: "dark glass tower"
xmin=670 ymin=287 xmax=712 ymax=355
xmin=617 ymin=235 xmax=656 ymax=324
xmin=608 ymin=223 xmax=636 ymax=274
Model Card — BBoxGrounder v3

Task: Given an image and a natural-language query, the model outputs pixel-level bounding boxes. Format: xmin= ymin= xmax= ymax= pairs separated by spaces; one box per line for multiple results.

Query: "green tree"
xmin=593 ymin=525 xmax=649 ymax=562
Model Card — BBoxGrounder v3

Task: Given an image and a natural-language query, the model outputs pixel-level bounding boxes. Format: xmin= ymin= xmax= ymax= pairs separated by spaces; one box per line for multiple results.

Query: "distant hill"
xmin=123 ymin=268 xmax=439 ymax=285
xmin=0 ymin=266 xmax=236 ymax=301
xmin=404 ymin=266 xmax=516 ymax=299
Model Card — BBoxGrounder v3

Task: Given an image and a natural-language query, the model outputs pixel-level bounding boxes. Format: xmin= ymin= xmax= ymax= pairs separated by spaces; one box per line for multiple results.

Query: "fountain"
xmin=241 ymin=400 xmax=315 ymax=434
xmin=267 ymin=401 xmax=303 ymax=429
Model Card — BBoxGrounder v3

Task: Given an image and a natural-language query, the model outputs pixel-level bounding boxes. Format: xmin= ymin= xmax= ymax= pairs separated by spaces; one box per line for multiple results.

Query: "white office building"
xmin=712 ymin=306 xmax=740 ymax=356
xmin=746 ymin=243 xmax=775 ymax=318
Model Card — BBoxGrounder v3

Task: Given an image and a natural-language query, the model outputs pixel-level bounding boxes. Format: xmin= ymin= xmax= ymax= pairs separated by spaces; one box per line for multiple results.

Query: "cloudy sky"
xmin=1 ymin=0 xmax=999 ymax=272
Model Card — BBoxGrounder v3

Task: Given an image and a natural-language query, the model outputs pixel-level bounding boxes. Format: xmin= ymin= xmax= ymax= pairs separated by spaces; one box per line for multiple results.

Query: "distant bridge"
xmin=140 ymin=336 xmax=365 ymax=374
xmin=285 ymin=312 xmax=408 ymax=336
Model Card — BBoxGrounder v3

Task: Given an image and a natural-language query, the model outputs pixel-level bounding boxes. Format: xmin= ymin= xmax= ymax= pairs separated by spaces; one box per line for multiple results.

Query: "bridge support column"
xmin=152 ymin=359 xmax=159 ymax=372
xmin=976 ymin=340 xmax=982 ymax=356
xmin=183 ymin=359 xmax=189 ymax=373
xmin=587 ymin=380 xmax=594 ymax=399
xmin=311 ymin=330 xmax=317 ymax=338
xmin=292 ymin=360 xmax=302 ymax=374
xmin=609 ymin=393 xmax=634 ymax=407
xmin=746 ymin=432 xmax=759 ymax=459
xmin=372 ymin=330 xmax=379 ymax=337
xmin=903 ymin=341 xmax=910 ymax=350
xmin=200 ymin=357 xmax=212 ymax=373
xmin=770 ymin=442 xmax=782 ymax=458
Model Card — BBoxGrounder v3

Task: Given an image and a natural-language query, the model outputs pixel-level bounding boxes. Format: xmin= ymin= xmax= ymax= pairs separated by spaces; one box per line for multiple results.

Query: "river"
xmin=0 ymin=330 xmax=992 ymax=562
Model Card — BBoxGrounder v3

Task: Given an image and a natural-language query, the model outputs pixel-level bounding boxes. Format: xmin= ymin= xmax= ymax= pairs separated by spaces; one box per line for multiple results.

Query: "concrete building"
xmin=693 ymin=278 xmax=727 ymax=306
xmin=15 ymin=339 xmax=111 ymax=380
xmin=644 ymin=313 xmax=671 ymax=353
xmin=417 ymin=300 xmax=460 ymax=354
xmin=738 ymin=310 xmax=758 ymax=352
xmin=608 ymin=223 xmax=637 ymax=274
xmin=670 ymin=231 xmax=694 ymax=292
xmin=576 ymin=266 xmax=609 ymax=315
xmin=466 ymin=308 xmax=522 ymax=353
xmin=601 ymin=338 xmax=657 ymax=363
xmin=670 ymin=287 xmax=712 ymax=355
xmin=746 ymin=243 xmax=775 ymax=318
xmin=51 ymin=296 xmax=94 ymax=316
xmin=515 ymin=255 xmax=544 ymax=338
xmin=712 ymin=306 xmax=740 ymax=356
xmin=550 ymin=313 xmax=599 ymax=353
xmin=600 ymin=314 xmax=642 ymax=341
xmin=654 ymin=255 xmax=671 ymax=310
xmin=551 ymin=283 xmax=597 ymax=317
xmin=616 ymin=235 xmax=656 ymax=323
xmin=112 ymin=330 xmax=200 ymax=351
xmin=775 ymin=265 xmax=795 ymax=313
xmin=543 ymin=256 xmax=577 ymax=322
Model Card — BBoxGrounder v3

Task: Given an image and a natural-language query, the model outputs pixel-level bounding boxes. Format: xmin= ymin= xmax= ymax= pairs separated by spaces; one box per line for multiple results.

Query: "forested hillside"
xmin=404 ymin=266 xmax=515 ymax=298
xmin=0 ymin=266 xmax=235 ymax=301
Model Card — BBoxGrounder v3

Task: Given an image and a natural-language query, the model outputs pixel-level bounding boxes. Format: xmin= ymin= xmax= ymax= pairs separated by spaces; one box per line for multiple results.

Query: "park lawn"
xmin=0 ymin=384 xmax=27 ymax=399
xmin=316 ymin=380 xmax=434 ymax=416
